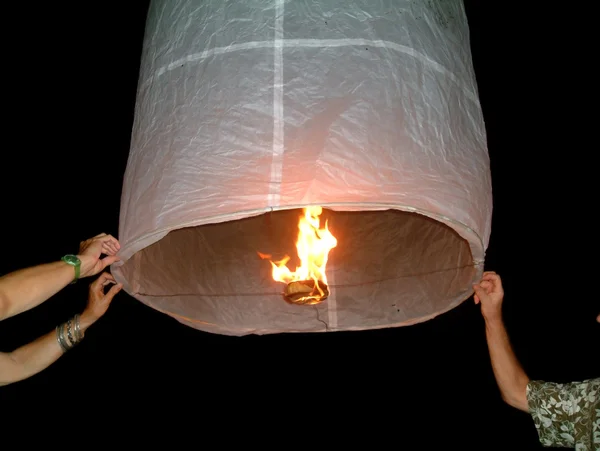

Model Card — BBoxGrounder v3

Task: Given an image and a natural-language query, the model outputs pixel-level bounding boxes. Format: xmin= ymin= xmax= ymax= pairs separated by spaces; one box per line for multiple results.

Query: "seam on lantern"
xmin=268 ymin=0 xmax=285 ymax=208
xmin=327 ymin=262 xmax=338 ymax=330
xmin=285 ymin=39 xmax=479 ymax=105
xmin=138 ymin=39 xmax=479 ymax=105
xmin=133 ymin=286 xmax=476 ymax=334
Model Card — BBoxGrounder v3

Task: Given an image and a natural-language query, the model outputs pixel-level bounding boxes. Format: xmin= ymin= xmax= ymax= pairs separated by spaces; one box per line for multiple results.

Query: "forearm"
xmin=0 ymin=261 xmax=77 ymax=320
xmin=484 ymin=315 xmax=530 ymax=412
xmin=0 ymin=313 xmax=95 ymax=386
xmin=0 ymin=327 xmax=64 ymax=386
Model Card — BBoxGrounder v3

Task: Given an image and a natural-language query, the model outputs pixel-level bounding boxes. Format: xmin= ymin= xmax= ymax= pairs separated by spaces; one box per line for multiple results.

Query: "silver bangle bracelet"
xmin=56 ymin=324 xmax=69 ymax=353
xmin=66 ymin=318 xmax=75 ymax=347
xmin=74 ymin=314 xmax=84 ymax=341
xmin=55 ymin=315 xmax=84 ymax=353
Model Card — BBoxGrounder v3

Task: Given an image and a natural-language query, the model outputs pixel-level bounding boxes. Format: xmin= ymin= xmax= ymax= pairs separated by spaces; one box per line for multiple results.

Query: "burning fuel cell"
xmin=259 ymin=206 xmax=337 ymax=306
xmin=283 ymin=279 xmax=330 ymax=306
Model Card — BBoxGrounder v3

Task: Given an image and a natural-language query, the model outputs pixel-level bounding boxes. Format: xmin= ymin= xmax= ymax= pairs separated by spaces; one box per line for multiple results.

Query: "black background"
xmin=0 ymin=2 xmax=597 ymax=448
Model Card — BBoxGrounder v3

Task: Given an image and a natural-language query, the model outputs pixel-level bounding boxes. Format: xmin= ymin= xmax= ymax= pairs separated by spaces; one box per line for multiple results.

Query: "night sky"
xmin=1 ymin=3 xmax=597 ymax=448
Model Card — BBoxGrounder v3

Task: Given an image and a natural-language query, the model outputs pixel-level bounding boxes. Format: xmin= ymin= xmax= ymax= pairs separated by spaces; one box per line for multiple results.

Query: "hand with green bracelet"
xmin=77 ymin=233 xmax=121 ymax=279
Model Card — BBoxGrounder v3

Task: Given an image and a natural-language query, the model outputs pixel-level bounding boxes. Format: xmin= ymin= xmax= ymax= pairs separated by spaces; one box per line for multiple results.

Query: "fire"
xmin=259 ymin=206 xmax=337 ymax=303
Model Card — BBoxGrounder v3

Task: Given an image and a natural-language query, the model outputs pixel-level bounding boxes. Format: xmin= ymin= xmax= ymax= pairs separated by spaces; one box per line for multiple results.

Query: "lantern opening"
xmin=113 ymin=207 xmax=477 ymax=335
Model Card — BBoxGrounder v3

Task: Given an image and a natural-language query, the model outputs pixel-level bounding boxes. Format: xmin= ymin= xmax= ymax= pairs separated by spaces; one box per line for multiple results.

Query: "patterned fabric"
xmin=527 ymin=378 xmax=599 ymax=450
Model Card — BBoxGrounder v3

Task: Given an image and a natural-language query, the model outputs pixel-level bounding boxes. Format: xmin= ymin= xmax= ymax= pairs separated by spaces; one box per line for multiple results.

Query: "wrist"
xmin=79 ymin=311 xmax=98 ymax=332
xmin=483 ymin=311 xmax=503 ymax=328
xmin=77 ymin=255 xmax=95 ymax=278
xmin=55 ymin=313 xmax=87 ymax=353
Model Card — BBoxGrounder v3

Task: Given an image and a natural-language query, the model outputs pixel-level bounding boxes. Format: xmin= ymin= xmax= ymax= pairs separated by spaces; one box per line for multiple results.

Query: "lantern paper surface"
xmin=112 ymin=0 xmax=492 ymax=336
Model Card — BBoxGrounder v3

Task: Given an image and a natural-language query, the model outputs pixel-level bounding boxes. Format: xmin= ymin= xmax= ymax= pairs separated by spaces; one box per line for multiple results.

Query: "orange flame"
xmin=260 ymin=206 xmax=337 ymax=298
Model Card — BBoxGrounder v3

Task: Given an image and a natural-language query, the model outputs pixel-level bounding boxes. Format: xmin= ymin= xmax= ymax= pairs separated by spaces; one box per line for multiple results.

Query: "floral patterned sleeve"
xmin=526 ymin=378 xmax=599 ymax=450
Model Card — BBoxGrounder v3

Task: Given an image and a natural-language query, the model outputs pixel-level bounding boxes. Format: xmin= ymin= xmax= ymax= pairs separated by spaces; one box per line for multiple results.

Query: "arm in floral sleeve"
xmin=526 ymin=378 xmax=599 ymax=450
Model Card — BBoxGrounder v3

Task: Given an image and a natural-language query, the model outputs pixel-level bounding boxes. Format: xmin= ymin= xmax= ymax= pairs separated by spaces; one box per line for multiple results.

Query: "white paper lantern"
xmin=112 ymin=0 xmax=492 ymax=336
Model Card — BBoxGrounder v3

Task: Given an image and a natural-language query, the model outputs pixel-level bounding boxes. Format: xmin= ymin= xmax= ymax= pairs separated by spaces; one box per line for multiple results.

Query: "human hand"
xmin=81 ymin=272 xmax=123 ymax=326
xmin=473 ymin=271 xmax=504 ymax=322
xmin=77 ymin=233 xmax=121 ymax=278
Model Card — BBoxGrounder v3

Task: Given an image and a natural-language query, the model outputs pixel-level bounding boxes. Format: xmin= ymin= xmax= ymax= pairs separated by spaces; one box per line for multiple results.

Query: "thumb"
xmin=99 ymin=255 xmax=121 ymax=270
xmin=473 ymin=284 xmax=487 ymax=303
xmin=105 ymin=283 xmax=123 ymax=302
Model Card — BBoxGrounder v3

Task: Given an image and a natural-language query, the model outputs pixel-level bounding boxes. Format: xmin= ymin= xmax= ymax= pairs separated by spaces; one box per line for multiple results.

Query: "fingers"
xmin=91 ymin=271 xmax=115 ymax=289
xmin=102 ymin=241 xmax=119 ymax=256
xmin=472 ymin=283 xmax=488 ymax=302
xmin=475 ymin=271 xmax=503 ymax=292
xmin=473 ymin=273 xmax=496 ymax=304
xmin=80 ymin=234 xmax=121 ymax=261
xmin=89 ymin=272 xmax=123 ymax=304
xmin=482 ymin=274 xmax=503 ymax=296
xmin=97 ymin=234 xmax=120 ymax=253
xmin=104 ymin=282 xmax=123 ymax=302
xmin=480 ymin=280 xmax=492 ymax=292
xmin=101 ymin=276 xmax=116 ymax=287
xmin=481 ymin=272 xmax=501 ymax=283
xmin=85 ymin=233 xmax=121 ymax=251
xmin=96 ymin=233 xmax=118 ymax=245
